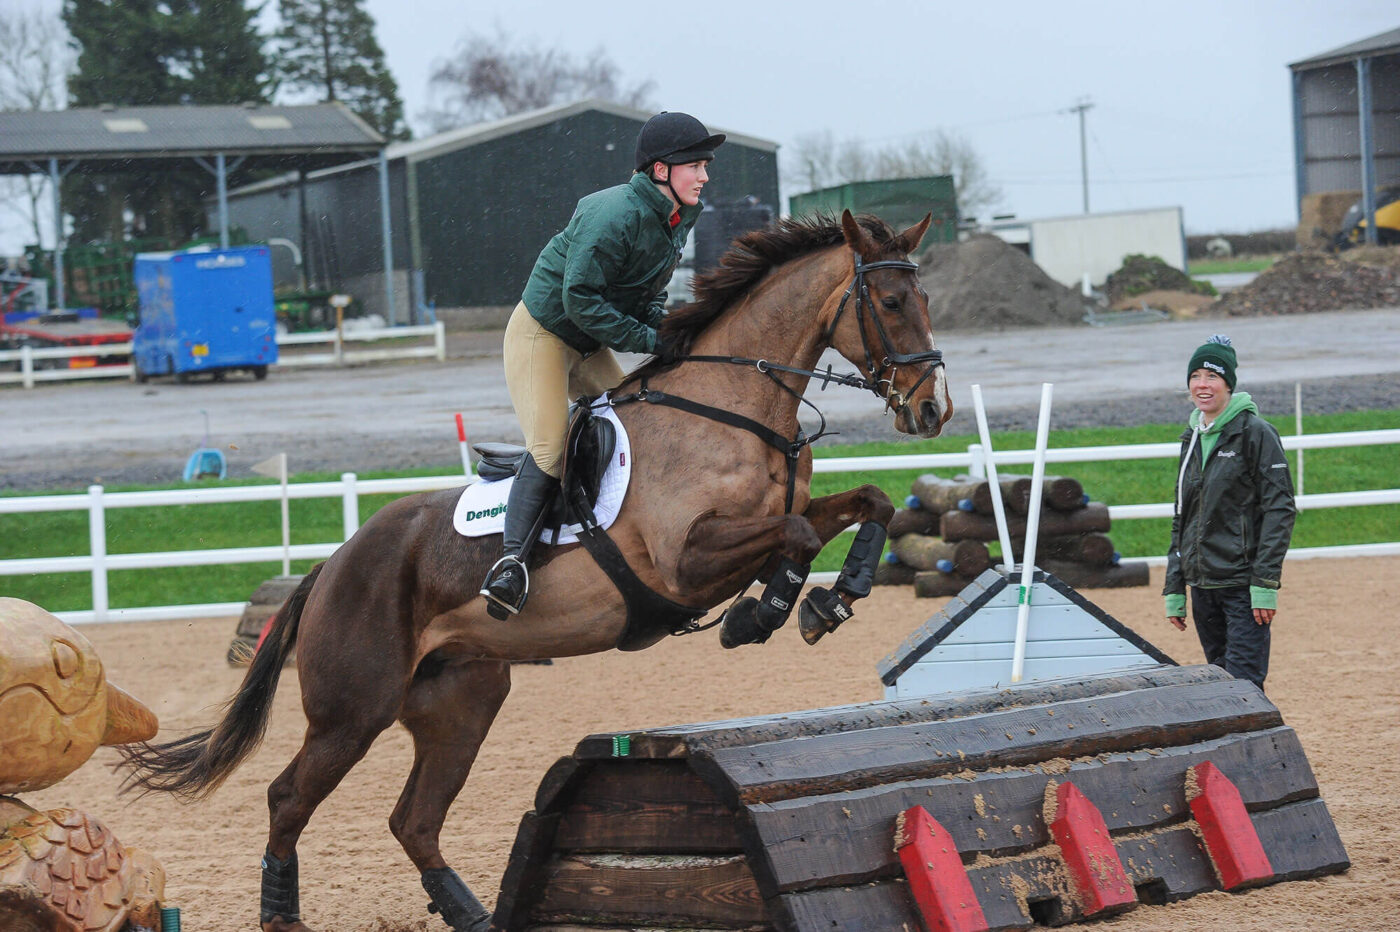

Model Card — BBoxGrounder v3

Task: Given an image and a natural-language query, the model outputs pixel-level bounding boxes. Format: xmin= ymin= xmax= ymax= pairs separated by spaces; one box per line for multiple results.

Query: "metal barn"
xmin=1291 ymin=28 xmax=1400 ymax=242
xmin=216 ymin=99 xmax=780 ymax=322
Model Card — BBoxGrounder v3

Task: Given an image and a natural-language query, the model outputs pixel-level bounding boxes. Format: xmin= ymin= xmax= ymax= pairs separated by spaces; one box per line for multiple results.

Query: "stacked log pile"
xmin=876 ymin=473 xmax=1150 ymax=596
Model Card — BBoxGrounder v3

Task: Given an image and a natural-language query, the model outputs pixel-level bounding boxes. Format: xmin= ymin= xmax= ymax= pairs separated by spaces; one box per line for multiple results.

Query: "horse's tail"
xmin=118 ymin=562 xmax=324 ymax=800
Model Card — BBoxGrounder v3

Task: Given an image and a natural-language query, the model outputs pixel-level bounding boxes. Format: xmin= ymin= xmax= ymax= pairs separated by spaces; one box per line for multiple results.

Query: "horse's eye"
xmin=881 ymin=296 xmax=900 ymax=312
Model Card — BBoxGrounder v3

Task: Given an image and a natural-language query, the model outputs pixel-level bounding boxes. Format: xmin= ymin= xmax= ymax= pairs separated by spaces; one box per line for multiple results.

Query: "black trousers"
xmin=1191 ymin=585 xmax=1270 ymax=690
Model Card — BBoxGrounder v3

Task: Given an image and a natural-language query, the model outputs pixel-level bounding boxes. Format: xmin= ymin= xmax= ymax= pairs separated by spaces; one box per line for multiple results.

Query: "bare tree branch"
xmin=784 ymin=128 xmax=1003 ymax=217
xmin=0 ymin=4 xmax=72 ymax=249
xmin=421 ymin=27 xmax=654 ymax=133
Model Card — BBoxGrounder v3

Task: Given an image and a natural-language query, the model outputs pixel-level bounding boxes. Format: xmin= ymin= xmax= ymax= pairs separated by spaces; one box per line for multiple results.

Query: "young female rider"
xmin=480 ymin=112 xmax=725 ymax=619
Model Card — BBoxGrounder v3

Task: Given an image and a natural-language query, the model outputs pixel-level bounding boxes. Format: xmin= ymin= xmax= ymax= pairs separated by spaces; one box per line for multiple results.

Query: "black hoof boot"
xmin=481 ymin=556 xmax=527 ymax=619
xmin=799 ymin=587 xmax=853 ymax=644
xmin=719 ymin=597 xmax=769 ymax=648
xmin=422 ymin=867 xmax=492 ymax=931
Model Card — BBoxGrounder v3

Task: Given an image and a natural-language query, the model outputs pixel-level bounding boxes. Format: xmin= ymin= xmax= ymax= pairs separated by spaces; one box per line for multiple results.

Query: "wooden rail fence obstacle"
xmin=489 ymin=664 xmax=1348 ymax=931
xmin=226 ymin=575 xmax=303 ymax=665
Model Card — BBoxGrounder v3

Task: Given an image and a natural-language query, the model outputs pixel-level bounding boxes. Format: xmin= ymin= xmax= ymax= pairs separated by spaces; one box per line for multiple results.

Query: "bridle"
xmin=821 ymin=253 xmax=945 ymax=415
xmin=608 ymin=248 xmax=946 ymax=514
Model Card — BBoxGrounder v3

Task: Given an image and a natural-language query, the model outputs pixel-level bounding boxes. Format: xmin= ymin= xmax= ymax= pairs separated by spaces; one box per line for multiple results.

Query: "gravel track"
xmin=4 ymin=309 xmax=1398 ymax=492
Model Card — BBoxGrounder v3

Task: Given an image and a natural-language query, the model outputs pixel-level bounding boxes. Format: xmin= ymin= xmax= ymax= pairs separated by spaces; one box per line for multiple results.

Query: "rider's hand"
xmin=653 ymin=330 xmax=684 ymax=365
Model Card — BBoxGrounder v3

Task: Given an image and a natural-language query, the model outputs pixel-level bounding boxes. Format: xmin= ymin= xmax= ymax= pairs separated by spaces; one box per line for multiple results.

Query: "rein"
xmin=609 ymin=251 xmax=945 ymax=515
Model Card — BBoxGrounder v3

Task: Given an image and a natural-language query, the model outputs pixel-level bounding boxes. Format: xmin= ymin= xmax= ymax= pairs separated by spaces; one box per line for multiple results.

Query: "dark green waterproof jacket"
xmin=521 ymin=172 xmax=702 ymax=356
xmin=1164 ymin=394 xmax=1295 ymax=596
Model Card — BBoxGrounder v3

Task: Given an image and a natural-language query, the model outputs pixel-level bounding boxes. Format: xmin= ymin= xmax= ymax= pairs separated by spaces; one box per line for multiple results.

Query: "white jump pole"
xmin=1011 ymin=382 xmax=1055 ymax=683
xmin=970 ymin=384 xmax=1017 ymax=574
xmin=1295 ymin=382 xmax=1304 ymax=497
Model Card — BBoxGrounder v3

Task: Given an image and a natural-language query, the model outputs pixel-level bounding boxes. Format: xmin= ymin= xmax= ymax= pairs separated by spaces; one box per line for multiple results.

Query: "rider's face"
xmin=655 ymin=159 xmax=710 ymax=207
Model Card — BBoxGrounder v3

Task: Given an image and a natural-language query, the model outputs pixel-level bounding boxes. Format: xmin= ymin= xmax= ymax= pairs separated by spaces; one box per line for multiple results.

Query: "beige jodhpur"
xmin=503 ymin=302 xmax=625 ymax=479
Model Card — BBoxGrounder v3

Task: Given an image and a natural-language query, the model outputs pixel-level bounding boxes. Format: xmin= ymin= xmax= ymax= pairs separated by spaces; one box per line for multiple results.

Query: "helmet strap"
xmin=651 ymin=161 xmax=683 ymax=210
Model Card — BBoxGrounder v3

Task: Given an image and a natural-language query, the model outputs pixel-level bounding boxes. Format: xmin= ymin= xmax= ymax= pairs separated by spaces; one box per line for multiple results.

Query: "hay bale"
xmin=1297 ymin=190 xmax=1360 ymax=250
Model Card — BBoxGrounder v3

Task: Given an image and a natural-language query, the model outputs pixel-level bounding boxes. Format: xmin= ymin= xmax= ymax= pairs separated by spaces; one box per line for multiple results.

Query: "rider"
xmin=480 ymin=111 xmax=725 ymax=619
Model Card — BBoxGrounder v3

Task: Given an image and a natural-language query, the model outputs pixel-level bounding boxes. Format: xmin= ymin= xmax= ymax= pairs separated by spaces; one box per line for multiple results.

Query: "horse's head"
xmin=824 ymin=210 xmax=953 ymax=437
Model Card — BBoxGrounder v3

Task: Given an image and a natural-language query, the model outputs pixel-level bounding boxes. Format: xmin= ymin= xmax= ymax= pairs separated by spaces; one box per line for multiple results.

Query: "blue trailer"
xmin=132 ymin=246 xmax=278 ymax=382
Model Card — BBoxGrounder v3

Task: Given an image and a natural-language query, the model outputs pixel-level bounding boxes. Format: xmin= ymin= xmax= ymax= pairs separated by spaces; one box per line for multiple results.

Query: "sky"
xmin=3 ymin=0 xmax=1396 ymax=255
xmin=363 ymin=0 xmax=1395 ymax=234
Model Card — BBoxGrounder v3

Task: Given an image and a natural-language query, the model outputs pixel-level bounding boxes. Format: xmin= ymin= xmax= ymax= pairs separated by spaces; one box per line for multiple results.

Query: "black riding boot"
xmin=480 ymin=454 xmax=559 ymax=619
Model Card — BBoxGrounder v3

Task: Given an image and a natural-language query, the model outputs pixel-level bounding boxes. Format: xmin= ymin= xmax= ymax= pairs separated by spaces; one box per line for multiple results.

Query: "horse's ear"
xmin=897 ymin=213 xmax=934 ymax=254
xmin=841 ymin=209 xmax=878 ymax=260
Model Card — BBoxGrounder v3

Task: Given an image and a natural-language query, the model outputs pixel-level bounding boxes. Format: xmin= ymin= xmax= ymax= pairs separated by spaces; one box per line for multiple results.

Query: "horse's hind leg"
xmin=262 ymin=706 xmax=400 ymax=931
xmin=390 ymin=658 xmax=512 ymax=932
xmin=797 ymin=484 xmax=896 ymax=643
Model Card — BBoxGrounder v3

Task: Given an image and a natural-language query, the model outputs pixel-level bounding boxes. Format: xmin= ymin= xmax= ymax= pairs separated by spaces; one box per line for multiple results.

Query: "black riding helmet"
xmin=634 ymin=112 xmax=726 ymax=173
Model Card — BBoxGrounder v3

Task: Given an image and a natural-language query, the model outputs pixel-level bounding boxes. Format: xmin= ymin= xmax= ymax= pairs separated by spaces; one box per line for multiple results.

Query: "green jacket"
xmin=1163 ymin=392 xmax=1296 ymax=613
xmin=521 ymin=172 xmax=702 ymax=356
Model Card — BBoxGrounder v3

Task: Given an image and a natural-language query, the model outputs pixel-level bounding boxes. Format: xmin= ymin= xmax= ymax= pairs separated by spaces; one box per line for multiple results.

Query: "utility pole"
xmin=1062 ymin=96 xmax=1094 ymax=213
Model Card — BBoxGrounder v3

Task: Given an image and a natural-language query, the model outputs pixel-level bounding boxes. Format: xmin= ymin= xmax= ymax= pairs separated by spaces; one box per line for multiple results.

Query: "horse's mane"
xmin=658 ymin=213 xmax=903 ymax=348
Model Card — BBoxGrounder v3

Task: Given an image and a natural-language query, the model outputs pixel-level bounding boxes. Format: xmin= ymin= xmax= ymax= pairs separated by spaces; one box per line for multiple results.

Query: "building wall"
xmin=1295 ymin=55 xmax=1400 ymax=196
xmin=1024 ymin=208 xmax=1185 ymax=288
xmin=413 ymin=110 xmax=779 ymax=308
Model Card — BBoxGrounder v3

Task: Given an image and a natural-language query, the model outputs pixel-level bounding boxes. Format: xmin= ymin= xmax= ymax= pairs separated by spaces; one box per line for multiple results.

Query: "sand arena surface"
xmin=24 ymin=558 xmax=1400 ymax=931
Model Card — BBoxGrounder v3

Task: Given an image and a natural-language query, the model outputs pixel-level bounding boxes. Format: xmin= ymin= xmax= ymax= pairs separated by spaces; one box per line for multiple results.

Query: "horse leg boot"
xmin=800 ymin=521 xmax=888 ymax=644
xmin=260 ymin=848 xmax=301 ymax=929
xmin=422 ymin=867 xmax=492 ymax=931
xmin=480 ymin=454 xmax=559 ymax=620
xmin=720 ymin=557 xmax=809 ymax=648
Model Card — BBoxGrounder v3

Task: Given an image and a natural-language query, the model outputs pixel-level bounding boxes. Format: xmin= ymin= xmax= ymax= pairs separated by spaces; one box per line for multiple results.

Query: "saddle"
xmin=473 ymin=400 xmax=706 ymax=650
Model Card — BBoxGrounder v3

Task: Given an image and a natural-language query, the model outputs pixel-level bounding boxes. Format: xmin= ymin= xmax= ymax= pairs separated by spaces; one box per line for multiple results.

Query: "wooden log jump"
xmin=890 ymin=536 xmax=991 ymax=576
xmin=489 ymin=665 xmax=1348 ymax=931
xmin=942 ymin=502 xmax=1111 ymax=542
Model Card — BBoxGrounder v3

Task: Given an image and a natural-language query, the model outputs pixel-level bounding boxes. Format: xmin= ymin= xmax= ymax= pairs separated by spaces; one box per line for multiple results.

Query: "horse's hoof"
xmin=719 ymin=597 xmax=771 ymax=648
xmin=799 ymin=588 xmax=853 ymax=645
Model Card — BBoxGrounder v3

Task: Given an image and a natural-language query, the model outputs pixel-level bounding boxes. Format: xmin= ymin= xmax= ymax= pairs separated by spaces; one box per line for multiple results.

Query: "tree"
xmin=421 ymin=27 xmax=655 ymax=133
xmin=786 ymin=129 xmax=1003 ymax=219
xmin=0 ymin=4 xmax=73 ymax=250
xmin=272 ymin=0 xmax=407 ymax=140
xmin=60 ymin=0 xmax=273 ymax=244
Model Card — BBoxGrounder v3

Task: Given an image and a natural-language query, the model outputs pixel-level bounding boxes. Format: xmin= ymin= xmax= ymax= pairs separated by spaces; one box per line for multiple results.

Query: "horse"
xmin=118 ymin=210 xmax=954 ymax=931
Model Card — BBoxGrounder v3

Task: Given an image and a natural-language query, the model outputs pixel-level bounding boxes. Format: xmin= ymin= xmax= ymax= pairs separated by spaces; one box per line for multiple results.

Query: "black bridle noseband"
xmin=822 ymin=254 xmax=945 ymax=414
xmin=610 ymin=250 xmax=945 ymax=513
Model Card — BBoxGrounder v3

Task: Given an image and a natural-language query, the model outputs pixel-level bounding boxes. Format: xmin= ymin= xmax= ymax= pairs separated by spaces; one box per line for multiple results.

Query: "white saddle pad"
xmin=452 ymin=398 xmax=632 ymax=546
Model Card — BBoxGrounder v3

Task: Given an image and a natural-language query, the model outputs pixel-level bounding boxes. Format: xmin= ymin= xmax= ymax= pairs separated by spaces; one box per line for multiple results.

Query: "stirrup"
xmin=481 ymin=555 xmax=528 ymax=618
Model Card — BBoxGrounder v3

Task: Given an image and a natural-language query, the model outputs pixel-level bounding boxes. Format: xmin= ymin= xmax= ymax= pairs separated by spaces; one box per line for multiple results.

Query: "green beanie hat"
xmin=1187 ymin=334 xmax=1237 ymax=390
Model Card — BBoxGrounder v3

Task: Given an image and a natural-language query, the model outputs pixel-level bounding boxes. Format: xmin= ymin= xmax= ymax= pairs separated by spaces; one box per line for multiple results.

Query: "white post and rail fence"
xmin=0 ymin=321 xmax=447 ymax=388
xmin=3 ymin=429 xmax=1397 ymax=626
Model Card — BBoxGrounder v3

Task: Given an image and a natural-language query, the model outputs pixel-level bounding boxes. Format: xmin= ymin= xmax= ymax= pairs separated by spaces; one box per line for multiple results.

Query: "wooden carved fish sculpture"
xmin=0 ymin=598 xmax=166 ymax=931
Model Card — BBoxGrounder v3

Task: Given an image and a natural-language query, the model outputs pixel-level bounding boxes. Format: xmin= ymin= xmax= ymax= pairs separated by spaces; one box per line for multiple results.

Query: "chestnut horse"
xmin=120 ymin=211 xmax=953 ymax=931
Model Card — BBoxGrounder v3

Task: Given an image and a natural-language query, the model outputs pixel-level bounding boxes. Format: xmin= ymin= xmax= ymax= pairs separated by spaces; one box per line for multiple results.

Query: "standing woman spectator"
xmin=1164 ymin=335 xmax=1296 ymax=690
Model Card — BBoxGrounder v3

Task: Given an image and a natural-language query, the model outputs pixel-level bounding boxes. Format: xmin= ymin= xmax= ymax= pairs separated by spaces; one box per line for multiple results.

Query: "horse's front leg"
xmin=678 ymin=511 xmax=826 ymax=648
xmin=797 ymin=484 xmax=895 ymax=644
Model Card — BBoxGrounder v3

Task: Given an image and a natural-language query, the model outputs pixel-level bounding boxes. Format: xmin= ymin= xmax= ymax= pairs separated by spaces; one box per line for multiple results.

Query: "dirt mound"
xmin=1217 ymin=249 xmax=1400 ymax=315
xmin=1110 ymin=289 xmax=1217 ymax=317
xmin=1104 ymin=254 xmax=1214 ymax=303
xmin=917 ymin=234 xmax=1090 ymax=330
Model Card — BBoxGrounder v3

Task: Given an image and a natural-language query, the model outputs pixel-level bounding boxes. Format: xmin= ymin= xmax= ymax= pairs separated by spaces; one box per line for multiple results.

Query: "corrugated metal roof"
xmin=0 ymin=102 xmax=383 ymax=167
xmin=1290 ymin=27 xmax=1400 ymax=70
xmin=222 ymin=98 xmax=780 ymax=192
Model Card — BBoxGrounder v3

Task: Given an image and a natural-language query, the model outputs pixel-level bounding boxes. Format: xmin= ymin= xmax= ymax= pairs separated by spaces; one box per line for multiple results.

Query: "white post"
xmin=966 ymin=443 xmax=985 ymax=479
xmin=1011 ymin=383 xmax=1055 ymax=683
xmin=88 ymin=484 xmax=108 ymax=623
xmin=277 ymin=453 xmax=291 ymax=576
xmin=1295 ymin=381 xmax=1305 ymax=497
xmin=434 ymin=320 xmax=446 ymax=362
xmin=1081 ymin=272 xmax=1091 ymax=297
xmin=20 ymin=344 xmax=34 ymax=389
xmin=341 ymin=472 xmax=359 ymax=540
xmin=970 ymin=384 xmax=1017 ymax=574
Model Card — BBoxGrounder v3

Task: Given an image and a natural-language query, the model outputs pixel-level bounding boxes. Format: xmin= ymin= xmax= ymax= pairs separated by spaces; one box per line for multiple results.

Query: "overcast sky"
xmin=3 ymin=1 xmax=1395 ymax=256
xmin=367 ymin=0 xmax=1395 ymax=234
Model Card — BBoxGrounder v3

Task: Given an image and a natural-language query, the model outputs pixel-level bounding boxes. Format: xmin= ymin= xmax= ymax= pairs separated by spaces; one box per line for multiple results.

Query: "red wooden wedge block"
xmin=1187 ymin=761 xmax=1274 ymax=889
xmin=1046 ymin=780 xmax=1137 ymax=915
xmin=894 ymin=805 xmax=989 ymax=932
